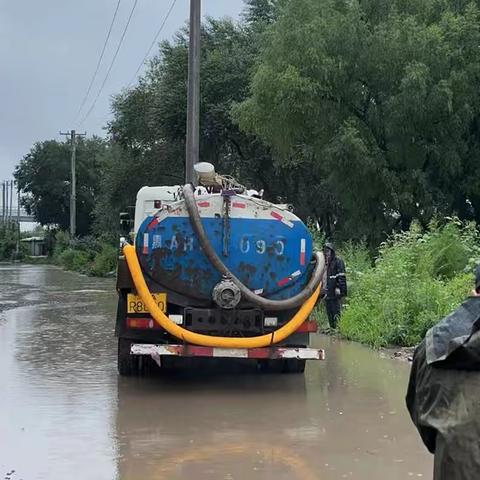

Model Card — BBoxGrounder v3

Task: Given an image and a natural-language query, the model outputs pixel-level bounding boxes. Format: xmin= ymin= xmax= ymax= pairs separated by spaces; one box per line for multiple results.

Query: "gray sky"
xmin=0 ymin=0 xmax=244 ymax=180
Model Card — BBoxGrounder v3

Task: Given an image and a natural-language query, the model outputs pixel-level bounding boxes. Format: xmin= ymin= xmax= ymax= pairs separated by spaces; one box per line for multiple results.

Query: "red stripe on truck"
xmin=147 ymin=217 xmax=159 ymax=230
xmin=131 ymin=343 xmax=326 ymax=360
xmin=300 ymin=238 xmax=306 ymax=265
xmin=296 ymin=320 xmax=318 ymax=333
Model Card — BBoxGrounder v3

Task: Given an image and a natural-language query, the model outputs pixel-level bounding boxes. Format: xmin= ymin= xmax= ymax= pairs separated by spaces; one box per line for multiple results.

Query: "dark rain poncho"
xmin=406 ymin=297 xmax=480 ymax=480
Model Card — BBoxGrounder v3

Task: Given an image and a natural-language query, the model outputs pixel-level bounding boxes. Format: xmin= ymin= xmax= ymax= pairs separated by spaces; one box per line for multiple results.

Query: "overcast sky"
xmin=0 ymin=0 xmax=244 ymax=180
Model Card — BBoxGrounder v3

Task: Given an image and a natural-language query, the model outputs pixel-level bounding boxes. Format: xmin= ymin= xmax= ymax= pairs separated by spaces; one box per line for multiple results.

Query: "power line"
xmin=127 ymin=0 xmax=178 ymax=88
xmin=79 ymin=0 xmax=139 ymax=126
xmin=75 ymin=0 xmax=122 ymax=121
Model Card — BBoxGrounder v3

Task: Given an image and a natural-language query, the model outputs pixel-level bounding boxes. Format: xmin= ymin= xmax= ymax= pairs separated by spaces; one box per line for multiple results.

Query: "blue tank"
xmin=136 ymin=193 xmax=313 ymax=301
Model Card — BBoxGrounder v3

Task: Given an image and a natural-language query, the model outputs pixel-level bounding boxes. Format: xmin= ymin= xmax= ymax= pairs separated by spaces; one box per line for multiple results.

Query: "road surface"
xmin=0 ymin=264 xmax=432 ymax=480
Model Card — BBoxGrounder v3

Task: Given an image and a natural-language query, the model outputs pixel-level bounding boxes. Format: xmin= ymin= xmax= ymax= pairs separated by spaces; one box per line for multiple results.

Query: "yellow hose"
xmin=123 ymin=244 xmax=320 ymax=348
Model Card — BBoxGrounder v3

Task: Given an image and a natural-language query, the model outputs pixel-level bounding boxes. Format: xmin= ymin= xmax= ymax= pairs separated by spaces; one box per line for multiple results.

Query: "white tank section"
xmin=134 ymin=185 xmax=211 ymax=232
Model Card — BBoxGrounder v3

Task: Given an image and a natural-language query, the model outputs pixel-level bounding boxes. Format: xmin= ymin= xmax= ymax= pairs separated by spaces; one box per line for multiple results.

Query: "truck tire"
xmin=118 ymin=338 xmax=140 ymax=376
xmin=282 ymin=359 xmax=306 ymax=374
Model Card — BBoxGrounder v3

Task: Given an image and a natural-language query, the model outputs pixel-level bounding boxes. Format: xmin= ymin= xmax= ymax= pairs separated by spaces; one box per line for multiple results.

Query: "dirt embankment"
xmin=319 ymin=326 xmax=416 ymax=362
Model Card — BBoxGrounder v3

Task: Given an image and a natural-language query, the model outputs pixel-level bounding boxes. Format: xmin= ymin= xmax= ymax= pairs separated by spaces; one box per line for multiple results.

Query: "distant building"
xmin=20 ymin=236 xmax=46 ymax=257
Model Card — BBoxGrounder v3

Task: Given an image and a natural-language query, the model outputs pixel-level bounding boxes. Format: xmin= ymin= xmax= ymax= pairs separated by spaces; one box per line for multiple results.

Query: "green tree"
xmin=235 ymin=0 xmax=480 ymax=244
xmin=15 ymin=138 xmax=106 ymax=235
xmin=242 ymin=0 xmax=278 ymax=25
xmin=110 ymin=18 xmax=254 ymax=175
xmin=107 ymin=13 xmax=286 ymax=211
xmin=92 ymin=143 xmax=184 ymax=239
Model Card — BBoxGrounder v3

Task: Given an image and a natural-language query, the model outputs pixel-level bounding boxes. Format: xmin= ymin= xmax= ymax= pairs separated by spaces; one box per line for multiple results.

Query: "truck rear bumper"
xmin=131 ymin=344 xmax=325 ymax=361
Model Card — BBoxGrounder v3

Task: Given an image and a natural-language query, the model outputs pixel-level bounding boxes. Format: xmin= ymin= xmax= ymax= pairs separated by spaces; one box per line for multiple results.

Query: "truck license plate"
xmin=127 ymin=293 xmax=166 ymax=314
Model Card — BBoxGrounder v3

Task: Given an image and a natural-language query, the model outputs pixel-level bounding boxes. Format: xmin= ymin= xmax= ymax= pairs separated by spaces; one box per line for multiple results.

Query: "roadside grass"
xmin=14 ymin=217 xmax=480 ymax=347
xmin=0 ymin=222 xmax=26 ymax=260
xmin=336 ymin=219 xmax=478 ymax=348
xmin=52 ymin=231 xmax=117 ymax=277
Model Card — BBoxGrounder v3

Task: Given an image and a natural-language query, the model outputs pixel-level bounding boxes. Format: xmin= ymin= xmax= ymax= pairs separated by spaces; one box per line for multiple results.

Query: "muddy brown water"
xmin=0 ymin=264 xmax=432 ymax=480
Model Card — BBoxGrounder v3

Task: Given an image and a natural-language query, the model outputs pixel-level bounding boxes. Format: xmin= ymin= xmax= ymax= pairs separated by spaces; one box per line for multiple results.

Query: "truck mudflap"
xmin=131 ymin=344 xmax=325 ymax=363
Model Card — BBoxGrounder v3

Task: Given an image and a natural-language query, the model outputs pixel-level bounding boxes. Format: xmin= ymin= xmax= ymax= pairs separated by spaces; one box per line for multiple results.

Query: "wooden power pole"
xmin=1 ymin=181 xmax=5 ymax=223
xmin=60 ymin=129 xmax=86 ymax=238
xmin=9 ymin=180 xmax=13 ymax=220
xmin=16 ymin=181 xmax=20 ymax=257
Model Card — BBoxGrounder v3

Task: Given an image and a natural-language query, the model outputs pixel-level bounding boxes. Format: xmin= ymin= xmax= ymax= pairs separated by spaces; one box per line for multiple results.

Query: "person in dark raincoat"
xmin=321 ymin=242 xmax=347 ymax=329
xmin=406 ymin=265 xmax=480 ymax=480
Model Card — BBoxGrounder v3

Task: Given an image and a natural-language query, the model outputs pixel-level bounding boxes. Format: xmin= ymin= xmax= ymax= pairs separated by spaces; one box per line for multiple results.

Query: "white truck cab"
xmin=133 ymin=185 xmax=212 ymax=233
xmin=133 ymin=186 xmax=181 ymax=233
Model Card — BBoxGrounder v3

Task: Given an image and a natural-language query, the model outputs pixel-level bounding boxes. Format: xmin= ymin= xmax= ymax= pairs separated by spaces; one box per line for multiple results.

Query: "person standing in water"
xmin=321 ymin=242 xmax=347 ymax=329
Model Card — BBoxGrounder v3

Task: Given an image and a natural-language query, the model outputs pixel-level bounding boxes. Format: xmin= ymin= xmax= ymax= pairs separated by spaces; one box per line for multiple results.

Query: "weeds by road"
xmin=326 ymin=218 xmax=479 ymax=348
xmin=51 ymin=231 xmax=117 ymax=277
xmin=18 ymin=230 xmax=117 ymax=277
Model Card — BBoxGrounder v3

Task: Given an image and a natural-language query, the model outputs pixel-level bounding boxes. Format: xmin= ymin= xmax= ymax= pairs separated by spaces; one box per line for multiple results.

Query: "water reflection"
xmin=116 ymin=372 xmax=317 ymax=480
xmin=0 ymin=264 xmax=431 ymax=480
xmin=115 ymin=341 xmax=430 ymax=480
xmin=0 ymin=265 xmax=117 ymax=480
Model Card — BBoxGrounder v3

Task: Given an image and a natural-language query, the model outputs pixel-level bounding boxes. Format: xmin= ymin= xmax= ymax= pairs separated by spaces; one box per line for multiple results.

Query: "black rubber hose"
xmin=182 ymin=184 xmax=325 ymax=311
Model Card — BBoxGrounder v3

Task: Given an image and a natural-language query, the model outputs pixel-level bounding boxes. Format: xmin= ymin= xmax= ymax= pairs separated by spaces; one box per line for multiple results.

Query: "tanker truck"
xmin=115 ymin=163 xmax=325 ymax=375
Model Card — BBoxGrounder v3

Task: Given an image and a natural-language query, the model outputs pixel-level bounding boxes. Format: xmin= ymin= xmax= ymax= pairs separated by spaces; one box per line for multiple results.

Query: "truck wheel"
xmin=283 ymin=359 xmax=306 ymax=374
xmin=118 ymin=338 xmax=140 ymax=376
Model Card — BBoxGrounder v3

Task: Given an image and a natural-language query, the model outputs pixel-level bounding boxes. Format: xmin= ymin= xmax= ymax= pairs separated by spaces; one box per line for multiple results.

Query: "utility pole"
xmin=5 ymin=180 xmax=8 ymax=222
xmin=185 ymin=0 xmax=201 ymax=184
xmin=7 ymin=180 xmax=11 ymax=221
xmin=3 ymin=180 xmax=7 ymax=223
xmin=9 ymin=180 xmax=13 ymax=221
xmin=1 ymin=181 xmax=5 ymax=223
xmin=4 ymin=180 xmax=9 ymax=222
xmin=16 ymin=181 xmax=20 ymax=257
xmin=60 ymin=129 xmax=86 ymax=238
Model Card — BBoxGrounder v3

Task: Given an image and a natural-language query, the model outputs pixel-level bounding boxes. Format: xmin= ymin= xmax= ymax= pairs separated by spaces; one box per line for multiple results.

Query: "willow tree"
xmin=235 ymin=0 xmax=480 ymax=244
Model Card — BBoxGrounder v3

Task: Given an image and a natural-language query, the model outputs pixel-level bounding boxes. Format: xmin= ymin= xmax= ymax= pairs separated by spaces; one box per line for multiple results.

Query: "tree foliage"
xmin=14 ymin=138 xmax=105 ymax=235
xmin=339 ymin=218 xmax=479 ymax=347
xmin=235 ymin=0 xmax=480 ymax=244
xmin=92 ymin=143 xmax=184 ymax=239
xmin=108 ymin=15 xmax=267 ymax=188
xmin=95 ymin=11 xmax=286 ymax=234
xmin=14 ymin=0 xmax=480 ymax=249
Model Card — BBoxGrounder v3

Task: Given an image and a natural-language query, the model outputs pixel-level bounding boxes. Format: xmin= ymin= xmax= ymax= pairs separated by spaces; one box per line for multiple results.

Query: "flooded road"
xmin=0 ymin=264 xmax=432 ymax=480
